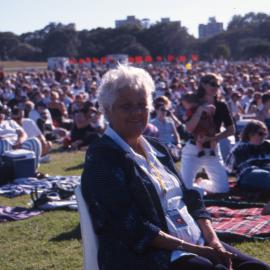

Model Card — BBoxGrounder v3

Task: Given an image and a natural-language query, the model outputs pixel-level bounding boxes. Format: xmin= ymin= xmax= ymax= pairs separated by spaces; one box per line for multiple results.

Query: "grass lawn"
xmin=0 ymin=147 xmax=270 ymax=269
xmin=0 ymin=61 xmax=47 ymax=72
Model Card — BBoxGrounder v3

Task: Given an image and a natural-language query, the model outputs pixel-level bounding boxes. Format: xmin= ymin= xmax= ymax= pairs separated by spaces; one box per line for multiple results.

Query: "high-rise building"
xmin=115 ymin=16 xmax=142 ymax=28
xmin=199 ymin=17 xmax=224 ymax=39
xmin=160 ymin=18 xmax=181 ymax=26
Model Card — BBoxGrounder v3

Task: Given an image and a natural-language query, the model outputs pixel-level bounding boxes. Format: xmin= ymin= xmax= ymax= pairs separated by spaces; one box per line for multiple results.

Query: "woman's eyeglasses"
xmin=117 ymin=104 xmax=149 ymax=113
xmin=160 ymin=108 xmax=168 ymax=112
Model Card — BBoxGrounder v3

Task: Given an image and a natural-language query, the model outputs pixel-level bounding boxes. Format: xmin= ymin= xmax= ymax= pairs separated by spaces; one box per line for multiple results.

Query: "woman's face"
xmin=249 ymin=128 xmax=268 ymax=145
xmin=156 ymin=106 xmax=168 ymax=119
xmin=107 ymin=88 xmax=149 ymax=142
xmin=204 ymin=80 xmax=220 ymax=97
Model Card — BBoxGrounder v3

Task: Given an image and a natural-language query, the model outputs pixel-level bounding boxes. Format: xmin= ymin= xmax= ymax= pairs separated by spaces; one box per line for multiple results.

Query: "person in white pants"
xmin=180 ymin=73 xmax=235 ymax=194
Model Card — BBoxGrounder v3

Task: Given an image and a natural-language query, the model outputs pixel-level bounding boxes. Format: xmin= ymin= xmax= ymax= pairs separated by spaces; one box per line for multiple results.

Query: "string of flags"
xmin=69 ymin=54 xmax=199 ymax=65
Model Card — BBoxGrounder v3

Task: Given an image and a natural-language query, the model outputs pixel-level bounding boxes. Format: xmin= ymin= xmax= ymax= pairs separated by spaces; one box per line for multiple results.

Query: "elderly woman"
xmin=81 ymin=65 xmax=269 ymax=270
xmin=181 ymin=73 xmax=235 ymax=194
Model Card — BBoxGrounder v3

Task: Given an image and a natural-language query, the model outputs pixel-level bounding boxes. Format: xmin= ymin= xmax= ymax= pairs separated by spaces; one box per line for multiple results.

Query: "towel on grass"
xmin=0 ymin=206 xmax=43 ymax=222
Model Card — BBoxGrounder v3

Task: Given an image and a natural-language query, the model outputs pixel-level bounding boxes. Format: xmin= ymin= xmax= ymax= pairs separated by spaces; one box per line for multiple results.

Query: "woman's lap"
xmin=169 ymin=242 xmax=270 ymax=270
xmin=170 ymin=255 xmax=227 ymax=270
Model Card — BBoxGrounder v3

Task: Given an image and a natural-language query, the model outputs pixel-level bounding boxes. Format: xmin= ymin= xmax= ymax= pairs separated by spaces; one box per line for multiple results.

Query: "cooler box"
xmin=3 ymin=149 xmax=36 ymax=179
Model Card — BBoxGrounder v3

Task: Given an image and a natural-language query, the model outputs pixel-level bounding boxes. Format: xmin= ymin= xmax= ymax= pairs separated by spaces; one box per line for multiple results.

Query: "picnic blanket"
xmin=208 ymin=206 xmax=270 ymax=241
xmin=0 ymin=176 xmax=80 ymax=198
xmin=0 ymin=206 xmax=43 ymax=222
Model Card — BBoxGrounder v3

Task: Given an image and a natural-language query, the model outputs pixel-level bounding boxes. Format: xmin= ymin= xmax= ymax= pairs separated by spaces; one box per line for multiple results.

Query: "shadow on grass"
xmin=50 ymin=223 xmax=81 ymax=241
xmin=218 ymin=234 xmax=270 ymax=244
xmin=65 ymin=163 xmax=84 ymax=171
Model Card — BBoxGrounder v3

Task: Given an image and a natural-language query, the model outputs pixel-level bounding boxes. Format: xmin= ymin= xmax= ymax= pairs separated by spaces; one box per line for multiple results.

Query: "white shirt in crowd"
xmin=21 ymin=118 xmax=42 ymax=139
xmin=0 ymin=119 xmax=23 ymax=144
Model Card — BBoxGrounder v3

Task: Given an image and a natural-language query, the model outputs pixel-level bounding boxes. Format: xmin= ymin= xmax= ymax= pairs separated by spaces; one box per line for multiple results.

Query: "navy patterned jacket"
xmin=81 ymin=135 xmax=211 ymax=270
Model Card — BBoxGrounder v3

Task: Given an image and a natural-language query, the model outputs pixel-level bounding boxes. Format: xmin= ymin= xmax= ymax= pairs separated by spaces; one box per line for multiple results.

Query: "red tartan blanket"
xmin=207 ymin=206 xmax=270 ymax=240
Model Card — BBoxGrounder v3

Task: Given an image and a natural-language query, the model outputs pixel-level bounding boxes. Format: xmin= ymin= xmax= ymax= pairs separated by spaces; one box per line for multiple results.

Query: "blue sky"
xmin=1 ymin=0 xmax=269 ymax=37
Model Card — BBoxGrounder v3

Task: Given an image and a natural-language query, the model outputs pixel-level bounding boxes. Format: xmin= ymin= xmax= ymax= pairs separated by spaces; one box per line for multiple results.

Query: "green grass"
xmin=0 ymin=148 xmax=85 ymax=270
xmin=0 ymin=147 xmax=270 ymax=269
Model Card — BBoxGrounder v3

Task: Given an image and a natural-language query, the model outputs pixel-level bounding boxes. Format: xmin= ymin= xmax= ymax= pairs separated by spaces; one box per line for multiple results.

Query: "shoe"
xmin=197 ymin=150 xmax=205 ymax=157
xmin=40 ymin=155 xmax=50 ymax=164
xmin=35 ymin=172 xmax=49 ymax=179
xmin=210 ymin=150 xmax=216 ymax=156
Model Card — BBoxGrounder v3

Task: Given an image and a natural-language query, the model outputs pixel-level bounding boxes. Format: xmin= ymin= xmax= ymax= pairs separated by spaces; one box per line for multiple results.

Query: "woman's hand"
xmin=198 ymin=245 xmax=234 ymax=270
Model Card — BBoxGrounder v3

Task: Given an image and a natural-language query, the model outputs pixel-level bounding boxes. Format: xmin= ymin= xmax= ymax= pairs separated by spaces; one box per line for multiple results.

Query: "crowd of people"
xmin=1 ymin=59 xmax=270 ymax=269
xmin=1 ymin=59 xmax=270 ymax=179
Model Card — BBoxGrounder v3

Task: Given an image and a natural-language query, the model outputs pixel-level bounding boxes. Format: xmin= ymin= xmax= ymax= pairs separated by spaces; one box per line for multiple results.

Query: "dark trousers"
xmin=169 ymin=242 xmax=270 ymax=270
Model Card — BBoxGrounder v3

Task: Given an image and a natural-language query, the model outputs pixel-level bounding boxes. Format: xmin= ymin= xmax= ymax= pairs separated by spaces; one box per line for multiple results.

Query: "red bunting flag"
xmin=191 ymin=54 xmax=199 ymax=62
xmin=79 ymin=58 xmax=85 ymax=64
xmin=101 ymin=57 xmax=107 ymax=64
xmin=156 ymin=56 xmax=163 ymax=62
xmin=135 ymin=56 xmax=143 ymax=64
xmin=92 ymin=57 xmax=99 ymax=64
xmin=85 ymin=57 xmax=91 ymax=63
xmin=144 ymin=55 xmax=153 ymax=63
xmin=129 ymin=56 xmax=135 ymax=63
xmin=167 ymin=55 xmax=174 ymax=62
xmin=178 ymin=55 xmax=187 ymax=62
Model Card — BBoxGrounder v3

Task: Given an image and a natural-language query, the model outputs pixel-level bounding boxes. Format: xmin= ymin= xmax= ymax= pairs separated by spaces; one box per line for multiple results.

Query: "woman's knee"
xmin=171 ymin=255 xmax=218 ymax=270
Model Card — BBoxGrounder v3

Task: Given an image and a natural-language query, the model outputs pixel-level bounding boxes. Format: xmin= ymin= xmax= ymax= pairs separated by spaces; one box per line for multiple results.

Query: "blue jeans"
xmin=239 ymin=169 xmax=270 ymax=191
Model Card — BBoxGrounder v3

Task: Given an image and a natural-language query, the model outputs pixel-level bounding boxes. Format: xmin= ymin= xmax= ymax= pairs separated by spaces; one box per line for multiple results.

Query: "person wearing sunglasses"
xmin=181 ymin=73 xmax=235 ymax=194
xmin=226 ymin=120 xmax=270 ymax=193
xmin=151 ymin=103 xmax=182 ymax=161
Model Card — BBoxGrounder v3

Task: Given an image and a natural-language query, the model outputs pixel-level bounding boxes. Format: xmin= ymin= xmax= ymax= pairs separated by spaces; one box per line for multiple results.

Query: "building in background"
xmin=160 ymin=18 xmax=181 ymax=27
xmin=115 ymin=16 xmax=142 ymax=28
xmin=198 ymin=17 xmax=224 ymax=39
xmin=115 ymin=16 xmax=181 ymax=29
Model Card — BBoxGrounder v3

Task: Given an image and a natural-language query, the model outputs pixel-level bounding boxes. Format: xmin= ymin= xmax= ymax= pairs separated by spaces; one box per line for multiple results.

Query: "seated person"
xmin=11 ymin=107 xmax=52 ymax=156
xmin=181 ymin=92 xmax=216 ymax=157
xmin=29 ymin=101 xmax=68 ymax=141
xmin=151 ymin=103 xmax=182 ymax=161
xmin=0 ymin=105 xmax=41 ymax=169
xmin=48 ymin=91 xmax=70 ymax=128
xmin=226 ymin=120 xmax=270 ymax=191
xmin=68 ymin=106 xmax=100 ymax=149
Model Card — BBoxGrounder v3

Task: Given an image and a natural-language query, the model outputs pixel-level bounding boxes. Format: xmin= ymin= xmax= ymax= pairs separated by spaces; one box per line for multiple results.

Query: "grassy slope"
xmin=0 ymin=61 xmax=47 ymax=72
xmin=0 ymin=148 xmax=270 ymax=269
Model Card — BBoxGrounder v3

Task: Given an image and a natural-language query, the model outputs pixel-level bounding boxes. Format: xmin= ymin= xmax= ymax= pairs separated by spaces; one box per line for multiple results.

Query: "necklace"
xmin=141 ymin=146 xmax=167 ymax=194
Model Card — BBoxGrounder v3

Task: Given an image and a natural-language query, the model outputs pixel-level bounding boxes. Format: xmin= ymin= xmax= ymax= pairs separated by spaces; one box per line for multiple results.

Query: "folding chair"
xmin=75 ymin=186 xmax=99 ymax=270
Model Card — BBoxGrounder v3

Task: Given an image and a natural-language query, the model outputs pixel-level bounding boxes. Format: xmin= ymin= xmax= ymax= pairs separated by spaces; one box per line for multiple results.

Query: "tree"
xmin=43 ymin=27 xmax=80 ymax=58
xmin=0 ymin=32 xmax=20 ymax=60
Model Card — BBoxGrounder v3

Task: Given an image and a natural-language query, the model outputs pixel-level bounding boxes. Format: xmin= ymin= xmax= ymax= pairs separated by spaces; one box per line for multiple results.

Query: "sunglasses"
xmin=159 ymin=108 xmax=168 ymax=112
xmin=256 ymin=131 xmax=267 ymax=137
xmin=208 ymin=82 xmax=220 ymax=88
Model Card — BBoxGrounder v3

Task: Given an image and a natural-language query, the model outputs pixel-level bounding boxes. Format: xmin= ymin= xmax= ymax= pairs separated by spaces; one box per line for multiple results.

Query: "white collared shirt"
xmin=105 ymin=127 xmax=204 ymax=261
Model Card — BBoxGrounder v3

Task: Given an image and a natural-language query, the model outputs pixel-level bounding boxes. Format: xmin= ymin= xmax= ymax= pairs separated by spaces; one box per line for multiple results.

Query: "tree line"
xmin=0 ymin=12 xmax=269 ymax=61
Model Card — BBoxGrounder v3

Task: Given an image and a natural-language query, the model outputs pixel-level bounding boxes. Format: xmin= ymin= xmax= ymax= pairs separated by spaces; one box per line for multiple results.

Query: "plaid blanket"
xmin=208 ymin=206 xmax=270 ymax=240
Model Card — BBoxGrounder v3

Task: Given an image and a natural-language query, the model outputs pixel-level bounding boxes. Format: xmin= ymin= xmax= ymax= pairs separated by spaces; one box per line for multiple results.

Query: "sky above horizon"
xmin=1 ymin=0 xmax=269 ymax=37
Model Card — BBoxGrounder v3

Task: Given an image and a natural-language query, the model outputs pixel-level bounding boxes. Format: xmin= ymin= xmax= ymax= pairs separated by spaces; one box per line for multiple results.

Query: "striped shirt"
xmin=226 ymin=140 xmax=270 ymax=179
